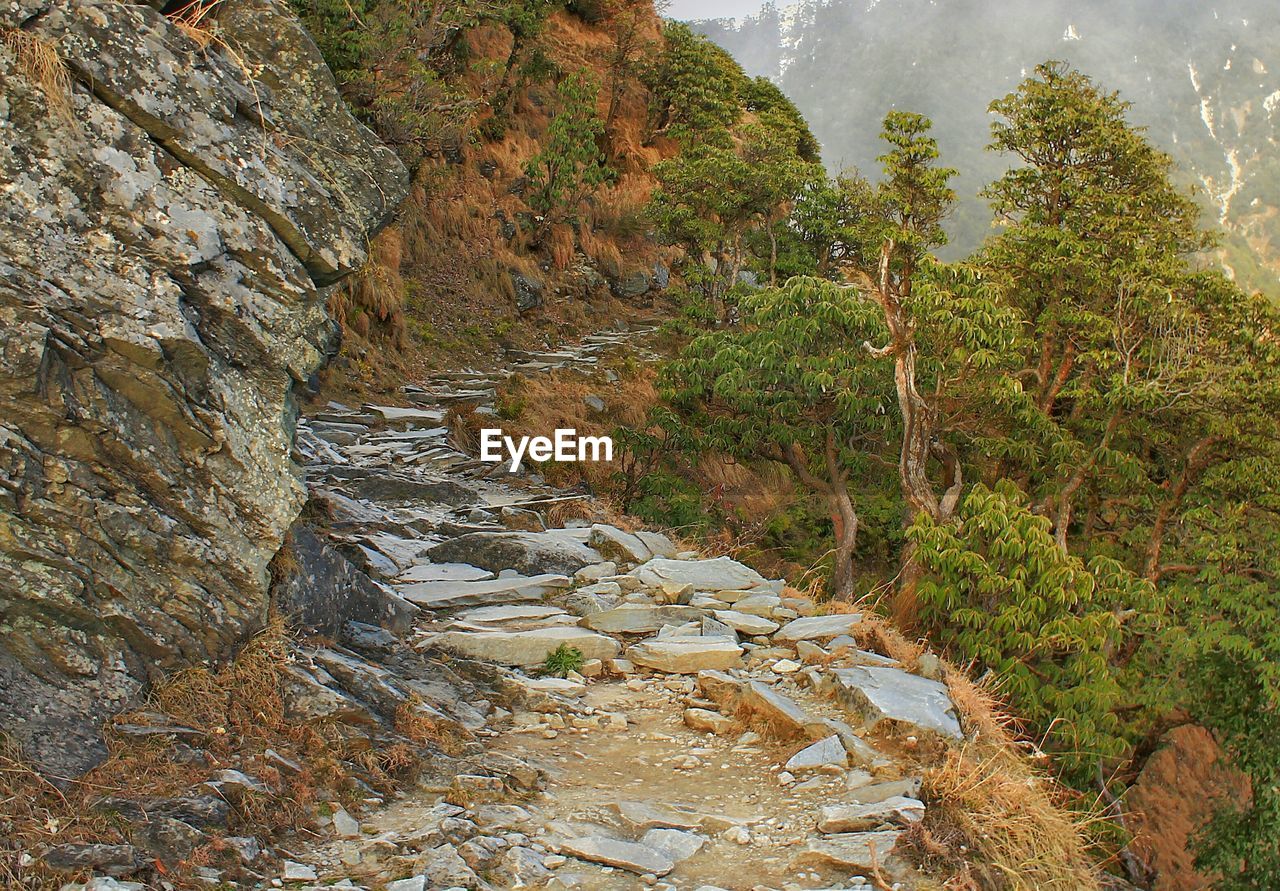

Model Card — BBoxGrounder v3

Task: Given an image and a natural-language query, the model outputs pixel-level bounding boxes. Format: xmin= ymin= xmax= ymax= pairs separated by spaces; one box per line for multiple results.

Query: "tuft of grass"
xmin=902 ymin=670 xmax=1103 ymax=890
xmin=394 ymin=695 xmax=470 ymax=757
xmin=3 ymin=28 xmax=73 ymax=123
xmin=538 ymin=644 xmax=585 ymax=678
xmin=166 ymin=0 xmax=225 ymax=48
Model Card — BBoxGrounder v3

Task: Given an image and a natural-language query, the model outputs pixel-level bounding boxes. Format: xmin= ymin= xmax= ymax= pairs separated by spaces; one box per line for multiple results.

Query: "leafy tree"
xmin=663 ymin=277 xmax=895 ymax=597
xmin=981 ymin=62 xmax=1214 ymax=551
xmin=737 ymin=111 xmax=825 ymax=285
xmin=650 ymin=109 xmax=822 ymax=309
xmin=912 ymin=481 xmax=1155 ymax=783
xmin=597 ymin=0 xmax=656 ymax=139
xmin=980 ymin=61 xmax=1280 ymax=882
xmin=642 ymin=21 xmax=745 ymax=146
xmin=524 ymin=70 xmax=612 ymax=223
xmin=740 ymin=75 xmax=821 ymax=162
xmin=840 ymin=112 xmax=970 ymax=530
xmin=649 ymin=140 xmax=758 ymax=308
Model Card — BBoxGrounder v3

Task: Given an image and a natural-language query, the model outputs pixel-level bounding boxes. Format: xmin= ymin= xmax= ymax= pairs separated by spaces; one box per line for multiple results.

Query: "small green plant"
xmin=525 ymin=70 xmax=613 ymax=223
xmin=539 ymin=644 xmax=585 ymax=678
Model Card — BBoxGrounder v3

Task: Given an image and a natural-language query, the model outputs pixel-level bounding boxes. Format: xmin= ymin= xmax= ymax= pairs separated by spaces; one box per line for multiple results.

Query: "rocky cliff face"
xmin=0 ymin=0 xmax=407 ymax=775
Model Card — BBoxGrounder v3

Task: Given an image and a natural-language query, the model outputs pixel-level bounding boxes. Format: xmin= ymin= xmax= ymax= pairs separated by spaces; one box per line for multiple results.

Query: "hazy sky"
xmin=664 ymin=0 xmax=769 ymax=20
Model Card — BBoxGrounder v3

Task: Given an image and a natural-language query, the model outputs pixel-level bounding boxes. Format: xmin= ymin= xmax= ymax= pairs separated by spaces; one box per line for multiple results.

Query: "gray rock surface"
xmin=560 ymin=836 xmax=674 ymax=876
xmin=425 ymin=531 xmax=601 ymax=576
xmin=794 ymin=830 xmax=903 ymax=870
xmin=627 ymin=637 xmax=745 ymax=673
xmin=784 ymin=735 xmax=848 ymax=774
xmin=633 ymin=557 xmax=774 ymax=592
xmin=774 ymin=614 xmax=865 ymax=642
xmin=0 ymin=0 xmax=406 ymax=774
xmin=827 ymin=665 xmax=964 ymax=739
xmin=818 ymin=797 xmax=925 ymax=833
xmin=434 ymin=627 xmax=621 ymax=667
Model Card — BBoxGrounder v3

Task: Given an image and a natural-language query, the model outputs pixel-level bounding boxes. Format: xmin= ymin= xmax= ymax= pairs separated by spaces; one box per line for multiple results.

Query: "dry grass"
xmin=0 ymin=618 xmax=428 ymax=889
xmin=908 ymin=743 xmax=1102 ymax=891
xmin=167 ymin=0 xmax=224 ymax=47
xmin=332 ymin=227 xmax=408 ymax=346
xmin=3 ymin=28 xmax=73 ymax=123
xmin=900 ymin=671 xmax=1103 ymax=890
xmin=394 ymin=695 xmax=470 ymax=757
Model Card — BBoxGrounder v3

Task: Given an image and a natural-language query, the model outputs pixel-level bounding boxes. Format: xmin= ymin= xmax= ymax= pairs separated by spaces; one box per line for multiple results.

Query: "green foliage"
xmin=877 ymin=110 xmax=957 ymax=254
xmin=912 ymin=482 xmax=1155 ymax=782
xmin=524 ymin=70 xmax=613 ymax=219
xmin=740 ymin=75 xmax=821 ymax=162
xmin=650 ymin=109 xmax=823 ymax=304
xmin=290 ymin=0 xmax=485 ymax=156
xmin=662 ymin=276 xmax=896 ymax=595
xmin=538 ymin=644 xmax=585 ymax=678
xmin=643 ymin=21 xmax=746 ymax=146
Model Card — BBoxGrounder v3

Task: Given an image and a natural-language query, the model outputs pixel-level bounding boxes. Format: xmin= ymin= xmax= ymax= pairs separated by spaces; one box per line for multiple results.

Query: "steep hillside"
xmin=289 ymin=0 xmax=683 ymax=395
xmin=696 ymin=0 xmax=1280 ymax=299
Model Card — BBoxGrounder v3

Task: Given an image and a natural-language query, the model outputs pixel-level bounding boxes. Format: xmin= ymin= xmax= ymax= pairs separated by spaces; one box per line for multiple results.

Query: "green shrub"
xmin=539 ymin=644 xmax=585 ymax=678
xmin=911 ymin=481 xmax=1156 ymax=783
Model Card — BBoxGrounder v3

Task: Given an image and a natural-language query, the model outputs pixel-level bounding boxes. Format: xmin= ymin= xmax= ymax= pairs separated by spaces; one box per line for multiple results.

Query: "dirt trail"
xmin=285 ymin=328 xmax=953 ymax=891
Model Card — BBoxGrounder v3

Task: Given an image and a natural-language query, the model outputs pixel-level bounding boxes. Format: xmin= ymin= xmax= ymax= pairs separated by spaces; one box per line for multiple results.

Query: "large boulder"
xmin=825 ymin=665 xmax=963 ymax=739
xmin=273 ymin=525 xmax=418 ymax=635
xmin=425 ymin=531 xmax=602 ymax=576
xmin=633 ymin=557 xmax=776 ymax=593
xmin=0 ymin=0 xmax=407 ymax=773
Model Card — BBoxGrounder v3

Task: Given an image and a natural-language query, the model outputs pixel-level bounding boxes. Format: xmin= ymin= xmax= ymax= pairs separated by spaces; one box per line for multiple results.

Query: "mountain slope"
xmin=695 ymin=0 xmax=1280 ymax=298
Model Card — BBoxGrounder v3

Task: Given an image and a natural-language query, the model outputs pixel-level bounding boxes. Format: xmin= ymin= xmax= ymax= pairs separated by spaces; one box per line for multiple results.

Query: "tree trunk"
xmin=829 ymin=484 xmax=860 ymax=600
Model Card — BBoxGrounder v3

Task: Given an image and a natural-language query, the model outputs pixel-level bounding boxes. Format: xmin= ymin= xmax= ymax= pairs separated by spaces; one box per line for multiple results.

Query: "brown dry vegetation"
xmin=0 ymin=619 xmax=429 ymax=890
xmin=3 ymin=28 xmax=73 ymax=122
xmin=320 ymin=6 xmax=680 ymax=400
xmin=912 ymin=669 xmax=1102 ymax=889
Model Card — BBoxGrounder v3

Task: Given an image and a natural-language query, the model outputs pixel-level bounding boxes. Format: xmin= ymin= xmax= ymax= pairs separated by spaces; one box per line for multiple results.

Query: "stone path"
xmin=277 ymin=329 xmax=965 ymax=891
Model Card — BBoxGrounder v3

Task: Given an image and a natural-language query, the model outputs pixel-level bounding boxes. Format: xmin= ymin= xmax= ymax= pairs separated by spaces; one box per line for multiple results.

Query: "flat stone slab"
xmin=818 ymin=797 xmax=925 ymax=833
xmin=641 ymin=828 xmax=705 ymax=863
xmin=740 ymin=681 xmax=828 ymax=740
xmin=727 ymin=594 xmax=782 ymax=618
xmin=458 ymin=605 xmax=568 ymax=624
xmin=425 ymin=531 xmax=602 ymax=576
xmin=633 ymin=557 xmax=774 ymax=593
xmin=794 ymin=830 xmax=903 ymax=871
xmin=635 ymin=531 xmax=678 ymax=558
xmin=398 ymin=562 xmax=495 ymax=583
xmin=434 ymin=627 xmax=619 ymax=667
xmin=784 ymin=735 xmax=848 ymax=774
xmin=713 ymin=610 xmax=779 ymax=635
xmin=627 ymin=637 xmax=744 ymax=673
xmin=398 ymin=574 xmax=570 ymax=610
xmin=774 ymin=614 xmax=864 ymax=642
xmin=684 ymin=707 xmax=735 ymax=735
xmin=365 ymin=404 xmax=446 ymax=422
xmin=560 ymin=836 xmax=673 ymax=876
xmin=614 ymin=801 xmax=703 ymax=831
xmin=827 ymin=665 xmax=963 ymax=739
xmin=588 ymin=524 xmax=652 ymax=564
xmin=579 ymin=605 xmax=705 ymax=634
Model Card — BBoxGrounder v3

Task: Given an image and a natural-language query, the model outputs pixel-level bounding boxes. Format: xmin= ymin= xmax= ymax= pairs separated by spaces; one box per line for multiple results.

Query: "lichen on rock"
xmin=0 ymin=0 xmax=407 ymax=774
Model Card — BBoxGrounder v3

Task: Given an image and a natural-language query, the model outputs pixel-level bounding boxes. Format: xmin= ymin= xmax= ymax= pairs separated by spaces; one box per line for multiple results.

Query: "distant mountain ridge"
xmin=693 ymin=0 xmax=1280 ymax=298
